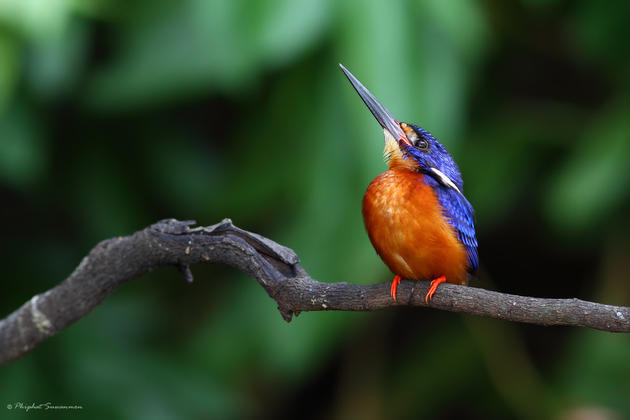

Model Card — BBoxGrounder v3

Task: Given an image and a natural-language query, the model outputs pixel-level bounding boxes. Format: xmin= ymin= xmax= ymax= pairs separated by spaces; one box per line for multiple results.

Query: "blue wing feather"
xmin=429 ymin=180 xmax=479 ymax=273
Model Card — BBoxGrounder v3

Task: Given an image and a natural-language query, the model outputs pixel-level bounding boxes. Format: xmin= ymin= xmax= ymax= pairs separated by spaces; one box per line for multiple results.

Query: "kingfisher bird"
xmin=340 ymin=64 xmax=478 ymax=303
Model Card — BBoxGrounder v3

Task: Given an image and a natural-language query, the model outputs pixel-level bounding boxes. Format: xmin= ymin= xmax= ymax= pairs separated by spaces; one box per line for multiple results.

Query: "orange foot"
xmin=390 ymin=275 xmax=402 ymax=302
xmin=425 ymin=275 xmax=446 ymax=303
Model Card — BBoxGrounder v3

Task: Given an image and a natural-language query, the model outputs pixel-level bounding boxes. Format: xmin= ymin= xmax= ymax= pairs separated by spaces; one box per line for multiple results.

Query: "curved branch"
xmin=1 ymin=219 xmax=628 ymax=366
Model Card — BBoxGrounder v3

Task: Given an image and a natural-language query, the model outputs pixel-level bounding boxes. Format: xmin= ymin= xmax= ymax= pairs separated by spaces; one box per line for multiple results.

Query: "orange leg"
xmin=425 ymin=275 xmax=446 ymax=303
xmin=390 ymin=275 xmax=402 ymax=302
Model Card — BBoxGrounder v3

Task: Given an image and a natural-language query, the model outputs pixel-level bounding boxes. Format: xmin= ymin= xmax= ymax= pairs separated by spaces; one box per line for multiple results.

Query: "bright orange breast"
xmin=362 ymin=168 xmax=468 ymax=285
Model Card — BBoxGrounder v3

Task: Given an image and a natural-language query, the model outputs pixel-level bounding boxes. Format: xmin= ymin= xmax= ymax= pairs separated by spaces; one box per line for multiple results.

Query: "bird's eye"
xmin=414 ymin=138 xmax=429 ymax=150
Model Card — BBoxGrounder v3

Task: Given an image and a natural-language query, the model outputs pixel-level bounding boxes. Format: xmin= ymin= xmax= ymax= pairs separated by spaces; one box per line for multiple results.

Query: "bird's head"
xmin=341 ymin=64 xmax=463 ymax=192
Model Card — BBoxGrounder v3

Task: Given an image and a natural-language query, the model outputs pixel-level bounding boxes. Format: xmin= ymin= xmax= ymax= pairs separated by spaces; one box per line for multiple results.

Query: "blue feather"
xmin=425 ymin=177 xmax=479 ymax=273
xmin=438 ymin=187 xmax=478 ymax=273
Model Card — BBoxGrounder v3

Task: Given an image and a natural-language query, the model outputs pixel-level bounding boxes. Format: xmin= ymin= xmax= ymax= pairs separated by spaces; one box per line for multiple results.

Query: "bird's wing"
xmin=435 ymin=187 xmax=479 ymax=273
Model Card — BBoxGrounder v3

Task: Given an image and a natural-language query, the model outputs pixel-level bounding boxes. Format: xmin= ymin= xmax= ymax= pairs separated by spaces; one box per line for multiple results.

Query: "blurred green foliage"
xmin=1 ymin=0 xmax=630 ymax=418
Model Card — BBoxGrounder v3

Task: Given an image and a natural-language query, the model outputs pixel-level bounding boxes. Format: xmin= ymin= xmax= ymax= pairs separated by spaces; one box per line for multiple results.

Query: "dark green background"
xmin=2 ymin=0 xmax=630 ymax=418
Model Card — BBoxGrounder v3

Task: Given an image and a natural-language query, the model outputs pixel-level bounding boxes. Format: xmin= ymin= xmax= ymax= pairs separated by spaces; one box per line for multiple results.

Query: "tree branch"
xmin=1 ymin=219 xmax=628 ymax=366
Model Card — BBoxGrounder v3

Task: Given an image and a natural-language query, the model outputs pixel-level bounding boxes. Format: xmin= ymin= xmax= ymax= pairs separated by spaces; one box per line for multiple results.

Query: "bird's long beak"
xmin=340 ymin=64 xmax=410 ymax=145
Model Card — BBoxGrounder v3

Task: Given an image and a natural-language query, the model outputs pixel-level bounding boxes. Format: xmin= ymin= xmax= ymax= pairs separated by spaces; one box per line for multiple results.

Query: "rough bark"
xmin=1 ymin=219 xmax=628 ymax=366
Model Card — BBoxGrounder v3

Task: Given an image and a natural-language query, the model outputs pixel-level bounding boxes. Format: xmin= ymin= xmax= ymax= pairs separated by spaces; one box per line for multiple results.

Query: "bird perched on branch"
xmin=340 ymin=64 xmax=478 ymax=303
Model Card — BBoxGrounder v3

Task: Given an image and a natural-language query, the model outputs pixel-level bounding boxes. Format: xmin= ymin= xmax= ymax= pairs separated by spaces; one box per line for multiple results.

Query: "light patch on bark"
xmin=30 ymin=295 xmax=53 ymax=334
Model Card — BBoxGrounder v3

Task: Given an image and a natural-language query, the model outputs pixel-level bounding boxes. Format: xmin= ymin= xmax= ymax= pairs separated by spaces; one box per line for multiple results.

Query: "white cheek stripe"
xmin=430 ymin=167 xmax=462 ymax=194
